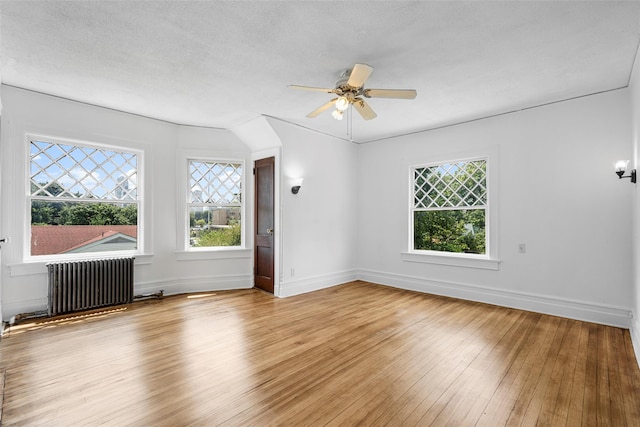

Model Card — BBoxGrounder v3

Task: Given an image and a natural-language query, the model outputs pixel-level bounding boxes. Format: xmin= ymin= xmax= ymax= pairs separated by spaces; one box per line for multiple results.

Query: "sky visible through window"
xmin=189 ymin=161 xmax=242 ymax=205
xmin=414 ymin=160 xmax=486 ymax=209
xmin=30 ymin=140 xmax=137 ymax=201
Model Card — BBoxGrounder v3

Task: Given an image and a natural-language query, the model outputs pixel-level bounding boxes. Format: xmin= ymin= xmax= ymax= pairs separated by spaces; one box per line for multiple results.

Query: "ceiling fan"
xmin=289 ymin=63 xmax=417 ymax=121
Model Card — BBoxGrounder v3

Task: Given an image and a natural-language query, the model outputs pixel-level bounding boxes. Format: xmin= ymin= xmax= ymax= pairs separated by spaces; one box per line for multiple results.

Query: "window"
xmin=412 ymin=158 xmax=487 ymax=255
xmin=188 ymin=160 xmax=242 ymax=248
xmin=29 ymin=138 xmax=140 ymax=257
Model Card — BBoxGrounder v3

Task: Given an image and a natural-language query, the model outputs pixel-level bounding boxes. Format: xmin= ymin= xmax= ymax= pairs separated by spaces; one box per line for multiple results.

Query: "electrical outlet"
xmin=518 ymin=244 xmax=526 ymax=253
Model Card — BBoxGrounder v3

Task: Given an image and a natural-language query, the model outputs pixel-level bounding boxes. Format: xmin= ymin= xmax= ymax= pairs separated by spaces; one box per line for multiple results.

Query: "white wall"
xmin=629 ymin=44 xmax=640 ymax=364
xmin=268 ymin=119 xmax=359 ymax=296
xmin=357 ymin=89 xmax=634 ymax=327
xmin=1 ymin=82 xmax=637 ymax=342
xmin=0 ymin=86 xmax=253 ymax=318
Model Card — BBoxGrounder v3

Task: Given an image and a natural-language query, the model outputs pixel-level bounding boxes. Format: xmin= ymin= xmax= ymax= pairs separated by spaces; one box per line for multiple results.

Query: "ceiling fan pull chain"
xmin=348 ymin=104 xmax=353 ymax=142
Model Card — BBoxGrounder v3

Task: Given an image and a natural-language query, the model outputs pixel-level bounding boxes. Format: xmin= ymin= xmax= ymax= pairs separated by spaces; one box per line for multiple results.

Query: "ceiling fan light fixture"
xmin=290 ymin=63 xmax=417 ymax=122
xmin=335 ymin=96 xmax=349 ymax=111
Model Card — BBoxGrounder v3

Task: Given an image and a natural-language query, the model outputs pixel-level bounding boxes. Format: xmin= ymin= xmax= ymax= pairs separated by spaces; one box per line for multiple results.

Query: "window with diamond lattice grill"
xmin=412 ymin=159 xmax=487 ymax=255
xmin=29 ymin=138 xmax=140 ymax=257
xmin=188 ymin=160 xmax=243 ymax=248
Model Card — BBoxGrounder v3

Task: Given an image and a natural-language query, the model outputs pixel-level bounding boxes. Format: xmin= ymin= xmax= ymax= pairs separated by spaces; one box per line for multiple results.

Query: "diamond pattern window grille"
xmin=414 ymin=159 xmax=487 ymax=209
xmin=30 ymin=140 xmax=138 ymax=201
xmin=189 ymin=161 xmax=242 ymax=205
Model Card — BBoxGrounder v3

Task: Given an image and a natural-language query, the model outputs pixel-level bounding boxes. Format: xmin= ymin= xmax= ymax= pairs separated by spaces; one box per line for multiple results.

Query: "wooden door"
xmin=254 ymin=157 xmax=275 ymax=293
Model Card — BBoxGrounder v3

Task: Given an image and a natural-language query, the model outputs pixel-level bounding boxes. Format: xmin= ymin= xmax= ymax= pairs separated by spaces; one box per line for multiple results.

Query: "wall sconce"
xmin=615 ymin=160 xmax=636 ymax=183
xmin=291 ymin=178 xmax=304 ymax=194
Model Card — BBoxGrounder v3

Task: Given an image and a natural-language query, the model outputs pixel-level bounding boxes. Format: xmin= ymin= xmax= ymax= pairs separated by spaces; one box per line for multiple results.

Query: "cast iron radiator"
xmin=46 ymin=257 xmax=135 ymax=316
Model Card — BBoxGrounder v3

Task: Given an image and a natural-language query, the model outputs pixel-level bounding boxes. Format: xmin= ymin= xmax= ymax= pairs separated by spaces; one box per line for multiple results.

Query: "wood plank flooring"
xmin=0 ymin=280 xmax=639 ymax=426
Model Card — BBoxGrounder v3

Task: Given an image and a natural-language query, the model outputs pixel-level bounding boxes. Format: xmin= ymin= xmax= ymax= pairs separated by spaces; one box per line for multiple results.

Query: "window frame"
xmin=25 ymin=134 xmax=144 ymax=261
xmin=184 ymin=156 xmax=246 ymax=252
xmin=403 ymin=150 xmax=500 ymax=270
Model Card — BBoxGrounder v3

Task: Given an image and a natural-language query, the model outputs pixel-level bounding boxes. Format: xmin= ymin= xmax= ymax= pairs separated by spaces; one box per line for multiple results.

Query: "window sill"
xmin=10 ymin=253 xmax=154 ymax=277
xmin=401 ymin=251 xmax=500 ymax=270
xmin=9 ymin=254 xmax=153 ymax=277
xmin=175 ymin=248 xmax=252 ymax=261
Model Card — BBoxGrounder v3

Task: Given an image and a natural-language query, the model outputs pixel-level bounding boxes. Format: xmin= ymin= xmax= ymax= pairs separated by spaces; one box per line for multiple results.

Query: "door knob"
xmin=266 ymin=228 xmax=273 ymax=235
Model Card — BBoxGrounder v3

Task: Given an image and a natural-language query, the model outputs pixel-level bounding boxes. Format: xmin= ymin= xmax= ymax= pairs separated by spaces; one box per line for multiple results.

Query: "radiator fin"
xmin=47 ymin=257 xmax=134 ymax=316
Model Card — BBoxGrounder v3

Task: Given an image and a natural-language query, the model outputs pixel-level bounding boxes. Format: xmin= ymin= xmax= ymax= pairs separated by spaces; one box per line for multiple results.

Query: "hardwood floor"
xmin=0 ymin=280 xmax=639 ymax=426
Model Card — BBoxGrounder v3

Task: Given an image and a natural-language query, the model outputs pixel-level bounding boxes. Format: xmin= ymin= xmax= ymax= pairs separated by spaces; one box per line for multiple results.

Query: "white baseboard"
xmin=2 ymin=274 xmax=253 ymax=321
xmin=631 ymin=317 xmax=640 ymax=370
xmin=3 ymin=297 xmax=49 ymax=320
xmin=134 ymin=274 xmax=253 ymax=296
xmin=4 ymin=265 xmax=633 ymax=336
xmin=278 ymin=269 xmax=358 ymax=297
xmin=357 ymin=269 xmax=633 ymax=329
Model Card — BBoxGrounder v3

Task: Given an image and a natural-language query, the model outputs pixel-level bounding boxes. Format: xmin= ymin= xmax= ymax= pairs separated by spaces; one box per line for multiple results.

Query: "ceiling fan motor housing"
xmin=335 ymin=68 xmax=364 ymax=95
xmin=335 ymin=68 xmax=352 ymax=86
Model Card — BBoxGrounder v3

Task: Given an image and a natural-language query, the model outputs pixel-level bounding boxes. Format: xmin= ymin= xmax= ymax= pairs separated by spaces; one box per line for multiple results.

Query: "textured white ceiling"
xmin=2 ymin=1 xmax=640 ymax=143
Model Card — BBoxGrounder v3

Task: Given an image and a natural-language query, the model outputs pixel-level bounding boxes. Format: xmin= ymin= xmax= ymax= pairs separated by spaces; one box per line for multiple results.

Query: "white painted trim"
xmin=134 ymin=274 xmax=252 ymax=296
xmin=407 ymin=146 xmax=500 ymax=262
xmin=357 ymin=269 xmax=632 ymax=328
xmin=3 ymin=297 xmax=49 ymax=319
xmin=25 ymin=133 xmax=146 ymax=262
xmin=631 ymin=317 xmax=640 ymax=370
xmin=133 ymin=254 xmax=154 ymax=265
xmin=174 ymin=248 xmax=251 ymax=261
xmin=176 ymin=152 xmax=248 ymax=252
xmin=279 ymin=270 xmax=358 ymax=298
xmin=2 ymin=273 xmax=253 ymax=319
xmin=401 ymin=251 xmax=500 ymax=270
xmin=8 ymin=262 xmax=47 ymax=276
xmin=9 ymin=254 xmax=154 ymax=276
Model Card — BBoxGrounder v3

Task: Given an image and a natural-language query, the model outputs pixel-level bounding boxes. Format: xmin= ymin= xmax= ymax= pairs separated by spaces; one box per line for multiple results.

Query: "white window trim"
xmin=403 ymin=147 xmax=500 ymax=270
xmin=178 ymin=153 xmax=247 ymax=252
xmin=400 ymin=251 xmax=500 ymax=270
xmin=25 ymin=134 xmax=144 ymax=262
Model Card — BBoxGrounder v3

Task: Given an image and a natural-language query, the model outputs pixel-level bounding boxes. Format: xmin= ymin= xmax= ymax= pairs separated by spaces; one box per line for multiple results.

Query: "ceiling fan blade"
xmin=347 ymin=63 xmax=374 ymax=88
xmin=289 ymin=85 xmax=337 ymax=94
xmin=306 ymin=98 xmax=338 ymax=118
xmin=364 ymin=88 xmax=417 ymax=99
xmin=353 ymin=99 xmax=377 ymax=120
